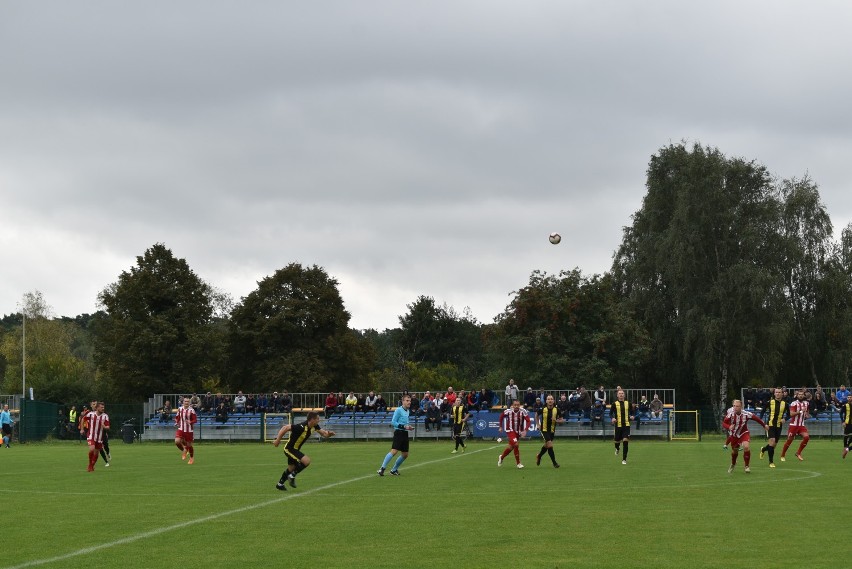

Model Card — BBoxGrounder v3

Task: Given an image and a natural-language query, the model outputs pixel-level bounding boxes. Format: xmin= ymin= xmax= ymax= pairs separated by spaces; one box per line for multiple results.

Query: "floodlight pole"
xmin=21 ymin=309 xmax=26 ymax=398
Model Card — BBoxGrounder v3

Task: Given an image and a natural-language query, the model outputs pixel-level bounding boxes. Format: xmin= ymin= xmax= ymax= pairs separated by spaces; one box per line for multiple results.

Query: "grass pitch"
xmin=1 ymin=437 xmax=845 ymax=569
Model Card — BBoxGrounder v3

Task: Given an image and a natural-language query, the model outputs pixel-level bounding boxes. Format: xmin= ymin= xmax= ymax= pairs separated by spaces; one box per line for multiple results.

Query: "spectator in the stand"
xmin=650 ymin=394 xmax=663 ymax=419
xmin=280 ymin=391 xmax=293 ymax=413
xmin=434 ymin=392 xmax=445 ymax=415
xmin=594 ymin=385 xmax=607 ymax=407
xmin=811 ymin=390 xmax=827 ymax=418
xmin=345 ymin=392 xmax=358 ymax=411
xmin=364 ymin=391 xmax=378 ymax=412
xmin=480 ymin=388 xmax=492 ymax=411
xmin=324 ymin=392 xmax=338 ymax=419
xmin=577 ymin=386 xmax=592 ymax=420
xmin=445 ymin=387 xmax=457 ymax=406
xmin=356 ymin=393 xmax=366 ymax=412
xmin=270 ymin=392 xmax=282 ymax=413
xmin=568 ymin=389 xmax=581 ymax=414
xmin=189 ymin=393 xmax=201 ymax=411
xmin=557 ymin=394 xmax=570 ymax=418
xmin=222 ymin=394 xmax=233 ymax=413
xmin=257 ymin=393 xmax=269 ymax=413
xmin=637 ymin=394 xmax=651 ymax=419
xmin=425 ymin=400 xmax=442 ymax=431
xmin=246 ymin=394 xmax=257 ymax=413
xmin=215 ymin=402 xmax=229 ymax=424
xmin=523 ymin=387 xmax=536 ymax=410
xmin=420 ymin=391 xmax=434 ymax=413
xmin=214 ymin=392 xmax=224 ymax=410
xmin=201 ymin=392 xmax=214 ymax=414
xmin=532 ymin=397 xmax=544 ymax=424
xmin=336 ymin=392 xmax=346 ymax=413
xmin=466 ymin=390 xmax=479 ymax=410
xmin=505 ymin=379 xmax=519 ymax=406
xmin=160 ymin=400 xmax=172 ymax=422
xmin=234 ymin=391 xmax=247 ymax=413
xmin=375 ymin=393 xmax=387 ymax=412
xmin=410 ymin=393 xmax=422 ymax=416
xmin=835 ymin=385 xmax=850 ymax=407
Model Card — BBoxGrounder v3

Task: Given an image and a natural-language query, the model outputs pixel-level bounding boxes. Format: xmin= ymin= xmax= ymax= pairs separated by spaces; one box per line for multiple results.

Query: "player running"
xmin=780 ymin=389 xmax=810 ymax=461
xmin=175 ymin=397 xmax=198 ymax=464
xmin=498 ymin=399 xmax=530 ymax=469
xmin=85 ymin=402 xmax=110 ymax=472
xmin=273 ymin=411 xmax=335 ymax=489
xmin=722 ymin=399 xmax=767 ymax=474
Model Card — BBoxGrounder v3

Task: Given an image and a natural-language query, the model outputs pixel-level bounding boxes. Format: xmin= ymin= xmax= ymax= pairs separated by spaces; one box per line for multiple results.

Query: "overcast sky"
xmin=2 ymin=1 xmax=851 ymax=331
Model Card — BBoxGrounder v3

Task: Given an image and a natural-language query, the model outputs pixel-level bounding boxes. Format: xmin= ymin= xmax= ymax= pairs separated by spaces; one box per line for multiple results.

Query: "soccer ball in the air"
xmin=549 ymin=232 xmax=561 ymax=245
xmin=496 ymin=437 xmax=502 ymax=443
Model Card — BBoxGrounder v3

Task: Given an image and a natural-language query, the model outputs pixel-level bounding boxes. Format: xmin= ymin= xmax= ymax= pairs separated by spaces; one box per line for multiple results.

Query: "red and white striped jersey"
xmin=175 ymin=406 xmax=197 ymax=433
xmin=86 ymin=411 xmax=110 ymax=443
xmin=788 ymin=400 xmax=809 ymax=427
xmin=501 ymin=407 xmax=530 ymax=433
xmin=722 ymin=408 xmax=760 ymax=438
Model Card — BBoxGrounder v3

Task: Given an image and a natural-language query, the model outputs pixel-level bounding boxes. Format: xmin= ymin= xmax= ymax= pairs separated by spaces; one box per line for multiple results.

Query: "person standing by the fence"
xmin=1 ymin=404 xmax=13 ymax=448
xmin=175 ymin=397 xmax=198 ymax=465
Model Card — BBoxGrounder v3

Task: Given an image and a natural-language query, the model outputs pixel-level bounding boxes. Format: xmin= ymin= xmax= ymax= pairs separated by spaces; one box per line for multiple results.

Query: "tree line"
xmin=2 ymin=143 xmax=851 ymax=420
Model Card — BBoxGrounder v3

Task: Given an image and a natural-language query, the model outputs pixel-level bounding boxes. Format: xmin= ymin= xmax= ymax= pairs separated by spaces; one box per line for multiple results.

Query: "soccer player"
xmin=272 ymin=411 xmax=335 ymax=490
xmin=780 ymin=389 xmax=810 ymax=461
xmin=85 ymin=402 xmax=110 ymax=472
xmin=722 ymin=399 xmax=767 ymax=473
xmin=758 ymin=387 xmax=787 ymax=468
xmin=498 ymin=399 xmax=530 ymax=469
xmin=536 ymin=394 xmax=564 ymax=468
xmin=840 ymin=393 xmax=852 ymax=459
xmin=611 ymin=389 xmax=634 ymax=465
xmin=378 ymin=394 xmax=414 ymax=476
xmin=175 ymin=397 xmax=198 ymax=465
xmin=450 ymin=397 xmax=471 ymax=454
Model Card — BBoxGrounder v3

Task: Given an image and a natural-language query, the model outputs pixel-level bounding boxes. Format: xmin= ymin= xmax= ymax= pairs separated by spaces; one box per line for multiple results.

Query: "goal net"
xmin=670 ymin=410 xmax=700 ymax=441
xmin=263 ymin=413 xmax=292 ymax=442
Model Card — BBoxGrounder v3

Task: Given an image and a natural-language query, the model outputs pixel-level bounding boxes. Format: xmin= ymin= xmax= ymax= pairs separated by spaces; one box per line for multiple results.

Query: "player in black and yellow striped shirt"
xmin=451 ymin=397 xmax=471 ymax=453
xmin=758 ymin=388 xmax=787 ymax=467
xmin=610 ymin=389 xmax=634 ymax=465
xmin=536 ymin=394 xmax=564 ymax=467
xmin=272 ymin=411 xmax=335 ymax=490
xmin=841 ymin=393 xmax=852 ymax=459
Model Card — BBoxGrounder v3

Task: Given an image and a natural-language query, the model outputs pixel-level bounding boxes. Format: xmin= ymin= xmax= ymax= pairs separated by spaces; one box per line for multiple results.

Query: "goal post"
xmin=263 ymin=413 xmax=292 ymax=442
xmin=670 ymin=410 xmax=700 ymax=441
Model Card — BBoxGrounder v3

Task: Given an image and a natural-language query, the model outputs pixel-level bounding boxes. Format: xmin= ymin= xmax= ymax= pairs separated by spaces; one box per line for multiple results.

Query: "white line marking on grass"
xmin=2 ymin=447 xmax=492 ymax=569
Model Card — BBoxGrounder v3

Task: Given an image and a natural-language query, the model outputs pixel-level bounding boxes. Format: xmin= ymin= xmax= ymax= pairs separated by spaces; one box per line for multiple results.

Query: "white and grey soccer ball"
xmin=549 ymin=232 xmax=561 ymax=245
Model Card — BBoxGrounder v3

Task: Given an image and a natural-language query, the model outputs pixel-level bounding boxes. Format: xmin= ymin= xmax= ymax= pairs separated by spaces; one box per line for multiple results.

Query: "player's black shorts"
xmin=541 ymin=431 xmax=555 ymax=442
xmin=1 ymin=424 xmax=10 ymax=436
xmin=767 ymin=426 xmax=784 ymax=441
xmin=614 ymin=426 xmax=630 ymax=440
xmin=392 ymin=429 xmax=410 ymax=452
xmin=844 ymin=424 xmax=852 ymax=436
xmin=284 ymin=446 xmax=305 ymax=465
xmin=452 ymin=424 xmax=464 ymax=436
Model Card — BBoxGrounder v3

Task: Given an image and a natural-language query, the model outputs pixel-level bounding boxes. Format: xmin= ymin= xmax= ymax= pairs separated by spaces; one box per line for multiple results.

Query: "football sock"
xmin=781 ymin=438 xmax=793 ymax=457
xmin=798 ymin=437 xmax=809 ymax=454
xmin=622 ymin=441 xmax=629 ymax=461
xmin=539 ymin=445 xmax=547 ymax=459
xmin=393 ymin=455 xmax=406 ymax=470
xmin=187 ymin=444 xmax=194 ymax=458
xmin=614 ymin=444 xmax=620 ymax=452
xmin=295 ymin=462 xmax=308 ymax=474
xmin=103 ymin=439 xmax=110 ymax=454
xmin=743 ymin=449 xmax=751 ymax=466
xmin=175 ymin=441 xmax=185 ymax=451
xmin=731 ymin=452 xmax=738 ymax=466
xmin=100 ymin=449 xmax=108 ymax=461
xmin=381 ymin=452 xmax=394 ymax=469
xmin=547 ymin=447 xmax=556 ymax=464
xmin=844 ymin=435 xmax=851 ymax=448
xmin=768 ymin=446 xmax=775 ymax=462
xmin=89 ymin=449 xmax=98 ymax=467
xmin=512 ymin=447 xmax=520 ymax=463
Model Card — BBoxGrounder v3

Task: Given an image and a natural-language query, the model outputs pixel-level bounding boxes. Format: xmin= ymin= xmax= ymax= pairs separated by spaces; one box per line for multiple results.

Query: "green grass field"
xmin=1 ymin=437 xmax=845 ymax=569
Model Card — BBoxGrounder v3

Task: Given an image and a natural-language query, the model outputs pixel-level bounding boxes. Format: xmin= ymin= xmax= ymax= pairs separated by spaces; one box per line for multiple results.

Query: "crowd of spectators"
xmin=744 ymin=384 xmax=847 ymax=420
xmin=155 ymin=390 xmax=297 ymax=423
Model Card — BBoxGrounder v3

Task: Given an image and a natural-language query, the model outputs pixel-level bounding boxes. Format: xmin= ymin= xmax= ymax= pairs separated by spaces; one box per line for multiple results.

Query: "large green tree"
xmin=93 ymin=244 xmax=222 ymax=400
xmin=487 ymin=269 xmax=650 ymax=389
xmin=226 ymin=263 xmax=373 ymax=393
xmin=613 ymin=143 xmax=791 ymax=419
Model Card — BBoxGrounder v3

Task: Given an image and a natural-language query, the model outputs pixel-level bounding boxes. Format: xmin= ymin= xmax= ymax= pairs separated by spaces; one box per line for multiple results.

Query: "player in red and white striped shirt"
xmin=498 ymin=399 xmax=530 ymax=468
xmin=175 ymin=397 xmax=198 ymax=465
xmin=85 ymin=402 xmax=110 ymax=472
xmin=721 ymin=400 xmax=766 ymax=474
xmin=780 ymin=390 xmax=810 ymax=462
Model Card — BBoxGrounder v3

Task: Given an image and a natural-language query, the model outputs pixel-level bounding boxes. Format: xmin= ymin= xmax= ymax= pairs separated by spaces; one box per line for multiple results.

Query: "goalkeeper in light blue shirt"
xmin=1 ymin=404 xmax=13 ymax=447
xmin=377 ymin=394 xmax=414 ymax=476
